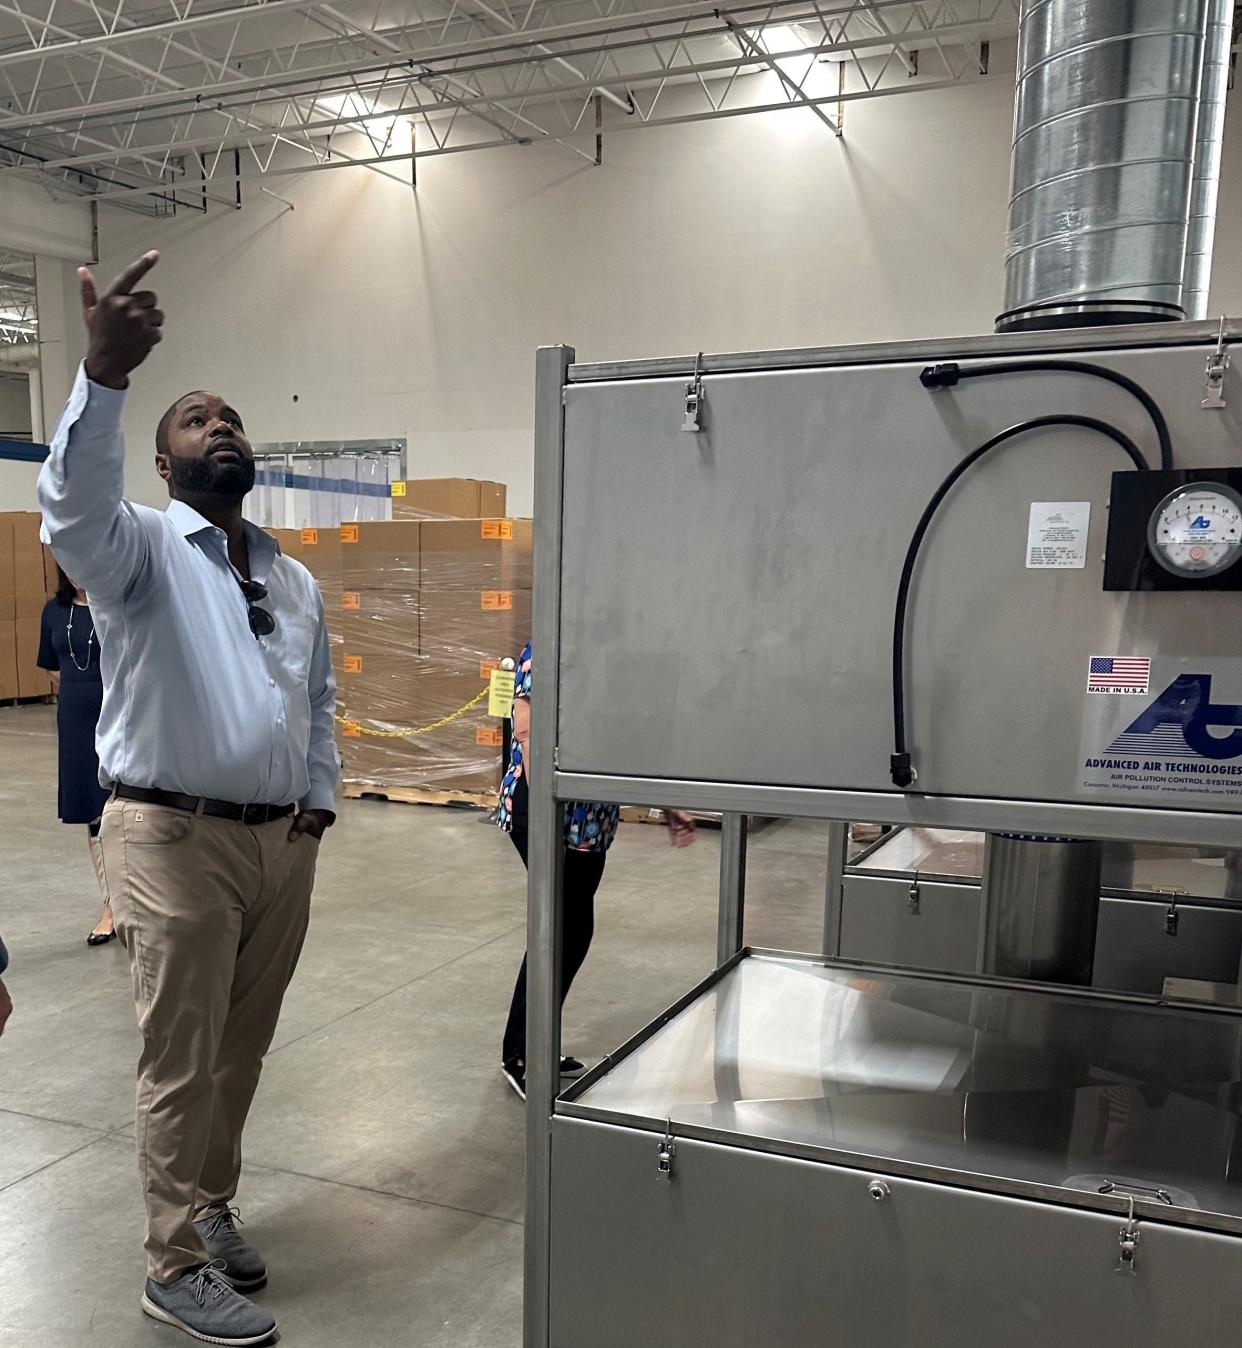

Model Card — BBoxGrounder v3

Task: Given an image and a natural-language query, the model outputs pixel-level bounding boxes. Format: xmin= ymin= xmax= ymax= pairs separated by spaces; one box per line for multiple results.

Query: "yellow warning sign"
xmin=488 ymin=668 xmax=516 ymax=719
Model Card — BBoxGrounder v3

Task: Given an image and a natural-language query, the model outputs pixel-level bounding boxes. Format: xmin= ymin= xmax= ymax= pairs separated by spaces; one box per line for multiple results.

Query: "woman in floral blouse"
xmin=497 ymin=641 xmax=695 ymax=1099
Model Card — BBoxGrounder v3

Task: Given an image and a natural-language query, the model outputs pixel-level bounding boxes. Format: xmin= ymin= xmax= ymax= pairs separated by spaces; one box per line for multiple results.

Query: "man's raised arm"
xmin=37 ymin=251 xmax=165 ymax=602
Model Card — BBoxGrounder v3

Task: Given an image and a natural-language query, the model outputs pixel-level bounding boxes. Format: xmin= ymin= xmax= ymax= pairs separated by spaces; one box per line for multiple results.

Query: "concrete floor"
xmin=0 ymin=703 xmax=832 ymax=1348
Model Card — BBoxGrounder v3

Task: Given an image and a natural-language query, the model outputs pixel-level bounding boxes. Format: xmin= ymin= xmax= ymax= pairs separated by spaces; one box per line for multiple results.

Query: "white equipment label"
xmin=1080 ymin=656 xmax=1242 ymax=804
xmin=1027 ymin=501 xmax=1091 ymax=569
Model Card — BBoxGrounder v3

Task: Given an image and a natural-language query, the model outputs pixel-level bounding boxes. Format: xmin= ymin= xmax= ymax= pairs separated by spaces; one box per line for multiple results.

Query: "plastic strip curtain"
xmin=245 ymin=439 xmax=405 ymax=529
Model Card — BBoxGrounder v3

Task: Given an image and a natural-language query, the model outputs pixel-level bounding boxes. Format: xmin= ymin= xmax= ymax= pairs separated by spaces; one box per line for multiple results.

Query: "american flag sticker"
xmin=1087 ymin=656 xmax=1151 ymax=695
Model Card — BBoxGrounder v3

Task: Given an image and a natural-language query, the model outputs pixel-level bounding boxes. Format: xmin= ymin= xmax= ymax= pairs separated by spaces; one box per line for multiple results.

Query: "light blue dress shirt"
xmin=37 ymin=364 xmax=339 ymax=813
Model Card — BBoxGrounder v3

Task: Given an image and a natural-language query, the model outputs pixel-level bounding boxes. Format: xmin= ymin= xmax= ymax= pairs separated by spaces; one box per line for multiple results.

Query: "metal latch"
xmin=1116 ymin=1196 xmax=1141 ymax=1276
xmin=1099 ymin=1179 xmax=1173 ymax=1207
xmin=682 ymin=351 xmax=704 ymax=431
xmin=1203 ymin=317 xmax=1230 ymax=409
xmin=656 ymin=1120 xmax=677 ymax=1181
xmin=1162 ymin=889 xmax=1186 ymax=937
xmin=907 ymin=871 xmax=921 ymax=916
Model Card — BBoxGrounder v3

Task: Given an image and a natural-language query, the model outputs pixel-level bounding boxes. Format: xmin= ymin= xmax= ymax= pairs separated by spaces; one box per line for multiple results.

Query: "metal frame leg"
xmin=823 ymin=820 xmax=848 ymax=958
xmin=717 ymin=813 xmax=748 ymax=965
xmin=524 ymin=343 xmax=574 ymax=1348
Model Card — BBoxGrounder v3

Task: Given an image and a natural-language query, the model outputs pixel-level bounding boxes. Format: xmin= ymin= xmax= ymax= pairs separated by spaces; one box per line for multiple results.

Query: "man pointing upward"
xmin=39 ymin=252 xmax=338 ymax=1346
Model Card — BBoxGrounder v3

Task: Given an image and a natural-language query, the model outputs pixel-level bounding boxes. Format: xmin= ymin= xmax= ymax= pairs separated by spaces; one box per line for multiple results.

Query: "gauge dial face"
xmin=1147 ymin=484 xmax=1242 ymax=579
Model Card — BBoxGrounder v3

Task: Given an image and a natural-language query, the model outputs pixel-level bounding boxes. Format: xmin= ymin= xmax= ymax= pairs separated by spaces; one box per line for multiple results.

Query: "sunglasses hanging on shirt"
xmin=237 ymin=578 xmax=276 ymax=639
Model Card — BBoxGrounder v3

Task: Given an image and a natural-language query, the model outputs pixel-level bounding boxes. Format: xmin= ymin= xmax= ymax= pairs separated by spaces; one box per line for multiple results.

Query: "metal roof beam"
xmin=74 ymin=64 xmax=998 ymax=201
xmin=0 ymin=0 xmax=995 ymax=131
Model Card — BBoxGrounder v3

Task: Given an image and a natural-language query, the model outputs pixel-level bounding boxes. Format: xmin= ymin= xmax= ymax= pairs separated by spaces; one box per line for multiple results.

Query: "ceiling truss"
xmin=0 ymin=0 xmax=1018 ymax=213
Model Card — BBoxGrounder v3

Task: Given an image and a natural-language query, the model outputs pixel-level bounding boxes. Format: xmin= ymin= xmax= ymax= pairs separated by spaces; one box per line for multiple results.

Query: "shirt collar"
xmin=164 ymin=499 xmax=280 ymax=581
xmin=164 ymin=498 xmax=216 ymax=538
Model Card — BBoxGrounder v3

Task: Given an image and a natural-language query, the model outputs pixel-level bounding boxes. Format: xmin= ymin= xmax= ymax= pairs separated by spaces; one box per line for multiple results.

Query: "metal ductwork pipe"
xmin=998 ymin=0 xmax=1212 ymax=334
xmin=984 ymin=2 xmax=1234 ymax=985
xmin=1183 ymin=0 xmax=1236 ymax=320
xmin=980 ymin=836 xmax=1102 ymax=984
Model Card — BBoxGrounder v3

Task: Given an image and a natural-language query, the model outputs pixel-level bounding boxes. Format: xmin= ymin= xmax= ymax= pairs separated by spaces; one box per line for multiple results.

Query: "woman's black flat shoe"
xmin=86 ymin=930 xmax=117 ymax=947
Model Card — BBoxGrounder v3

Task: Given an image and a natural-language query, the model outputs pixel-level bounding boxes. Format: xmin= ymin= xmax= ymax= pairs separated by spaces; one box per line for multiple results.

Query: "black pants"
xmin=501 ymin=823 xmax=607 ymax=1067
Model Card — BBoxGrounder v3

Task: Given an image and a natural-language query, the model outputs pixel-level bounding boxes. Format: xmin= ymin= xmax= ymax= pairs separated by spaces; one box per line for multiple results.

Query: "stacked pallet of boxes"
xmin=269 ymin=479 xmax=523 ymax=800
xmin=410 ymin=515 xmax=531 ymax=794
xmin=0 ymin=512 xmax=56 ymax=700
xmin=390 ymin=478 xmax=507 ymax=522
xmin=337 ymin=506 xmax=529 ymax=797
xmin=271 ymin=525 xmax=345 ymax=658
xmin=337 ymin=517 xmax=421 ymax=789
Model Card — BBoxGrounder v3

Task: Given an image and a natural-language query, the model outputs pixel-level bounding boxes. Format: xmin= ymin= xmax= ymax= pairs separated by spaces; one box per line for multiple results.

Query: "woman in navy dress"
xmin=38 ymin=568 xmax=113 ymax=946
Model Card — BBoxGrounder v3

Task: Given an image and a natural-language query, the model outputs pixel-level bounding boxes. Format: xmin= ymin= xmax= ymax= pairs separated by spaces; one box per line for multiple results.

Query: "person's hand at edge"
xmin=665 ymin=810 xmax=697 ymax=848
xmin=288 ymin=809 xmax=333 ymax=843
xmin=81 ymin=251 xmax=163 ymax=390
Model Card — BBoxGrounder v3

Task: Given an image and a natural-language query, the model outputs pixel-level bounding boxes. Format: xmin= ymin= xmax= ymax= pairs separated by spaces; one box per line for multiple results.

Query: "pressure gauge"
xmin=1147 ymin=483 xmax=1242 ymax=580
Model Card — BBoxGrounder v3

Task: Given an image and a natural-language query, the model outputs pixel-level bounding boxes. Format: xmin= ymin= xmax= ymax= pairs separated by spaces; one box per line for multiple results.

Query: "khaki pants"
xmin=98 ymin=798 xmax=318 ymax=1283
xmin=88 ymin=826 xmax=106 ymax=902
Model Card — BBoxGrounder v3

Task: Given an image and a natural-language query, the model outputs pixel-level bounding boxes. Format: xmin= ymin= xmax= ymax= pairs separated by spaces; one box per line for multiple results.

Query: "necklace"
xmin=66 ymin=606 xmax=95 ymax=672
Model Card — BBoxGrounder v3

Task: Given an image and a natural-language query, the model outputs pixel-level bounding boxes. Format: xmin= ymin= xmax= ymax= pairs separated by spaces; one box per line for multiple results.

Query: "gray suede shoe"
xmin=194 ymin=1207 xmax=268 ymax=1291
xmin=142 ymin=1262 xmax=276 ymax=1345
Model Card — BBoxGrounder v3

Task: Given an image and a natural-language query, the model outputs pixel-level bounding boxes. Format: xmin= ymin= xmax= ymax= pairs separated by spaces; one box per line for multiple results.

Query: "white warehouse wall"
xmin=37 ymin=47 xmax=1242 ymax=515
xmin=0 ymin=180 xmax=93 ymax=262
xmin=0 ymin=374 xmax=32 ymax=439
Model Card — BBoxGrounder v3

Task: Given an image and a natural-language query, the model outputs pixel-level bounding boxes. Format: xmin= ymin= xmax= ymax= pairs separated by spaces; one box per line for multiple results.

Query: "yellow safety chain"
xmin=336 ymin=687 xmax=489 ymax=739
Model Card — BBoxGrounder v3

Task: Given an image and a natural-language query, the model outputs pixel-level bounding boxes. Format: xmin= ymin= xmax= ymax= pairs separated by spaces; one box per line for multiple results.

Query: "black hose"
xmin=889 ymin=415 xmax=1148 ymax=789
xmin=919 ymin=359 xmax=1174 ymax=471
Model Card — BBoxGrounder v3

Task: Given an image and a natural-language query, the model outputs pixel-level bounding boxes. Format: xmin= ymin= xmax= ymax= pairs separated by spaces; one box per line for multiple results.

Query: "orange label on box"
xmin=390 ymin=481 xmax=407 ymax=498
xmin=476 ymin=727 xmax=503 ymax=747
xmin=481 ymin=519 xmax=513 ymax=540
xmin=342 ymin=592 xmax=360 ymax=610
xmin=341 ymin=721 xmax=361 ymax=738
xmin=479 ymin=659 xmax=501 ymax=678
xmin=343 ymin=655 xmax=363 ymax=674
xmin=481 ymin=591 xmax=513 ymax=611
xmin=340 ymin=524 xmax=359 ymax=544
xmin=300 ymin=528 xmax=319 ymax=546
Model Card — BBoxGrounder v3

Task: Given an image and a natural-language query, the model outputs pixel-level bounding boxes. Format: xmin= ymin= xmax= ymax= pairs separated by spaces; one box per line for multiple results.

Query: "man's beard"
xmin=167 ymin=451 xmax=255 ymax=499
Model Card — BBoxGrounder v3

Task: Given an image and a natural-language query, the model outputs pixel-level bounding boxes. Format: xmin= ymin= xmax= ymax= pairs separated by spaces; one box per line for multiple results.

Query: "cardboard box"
xmin=273 ymin=526 xmax=344 ymax=654
xmin=0 ymin=621 xmax=18 ymax=699
xmin=340 ymin=689 xmax=504 ymax=795
xmin=419 ymin=519 xmax=532 ymax=590
xmin=42 ymin=544 xmax=59 ymax=598
xmin=341 ymin=521 xmax=420 ymax=593
xmin=0 ymin=516 xmax=15 ymax=622
xmin=419 ymin=589 xmax=530 ymax=668
xmin=391 ymin=479 xmax=507 ymax=521
xmin=12 ymin=513 xmax=47 ymax=620
xmin=479 ymin=482 xmax=507 ymax=518
xmin=272 ymin=527 xmax=302 ymax=560
xmin=16 ymin=617 xmax=50 ymax=697
xmin=298 ymin=527 xmax=343 ymax=594
xmin=340 ymin=594 xmax=419 ymax=663
xmin=340 ymin=678 xmax=488 ymax=735
xmin=275 ymin=526 xmax=343 ymax=597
